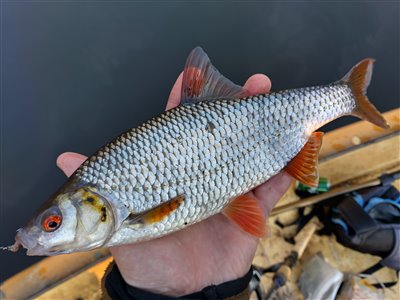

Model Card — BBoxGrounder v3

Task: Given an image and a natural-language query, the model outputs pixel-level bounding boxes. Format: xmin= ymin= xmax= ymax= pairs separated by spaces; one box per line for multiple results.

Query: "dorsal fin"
xmin=181 ymin=47 xmax=248 ymax=104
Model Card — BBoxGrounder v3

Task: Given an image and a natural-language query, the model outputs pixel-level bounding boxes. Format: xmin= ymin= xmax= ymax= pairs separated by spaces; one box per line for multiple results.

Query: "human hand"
xmin=57 ymin=73 xmax=292 ymax=297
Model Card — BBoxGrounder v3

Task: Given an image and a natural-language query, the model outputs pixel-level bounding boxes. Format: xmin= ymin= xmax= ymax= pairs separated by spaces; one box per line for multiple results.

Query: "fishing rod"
xmin=270 ymin=170 xmax=400 ymax=217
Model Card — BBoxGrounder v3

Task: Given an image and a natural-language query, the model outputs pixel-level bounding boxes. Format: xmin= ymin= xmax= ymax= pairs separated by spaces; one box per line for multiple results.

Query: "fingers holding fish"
xmin=166 ymin=71 xmax=184 ymax=110
xmin=252 ymin=171 xmax=293 ymax=217
xmin=57 ymin=152 xmax=88 ymax=177
xmin=243 ymin=74 xmax=271 ymax=95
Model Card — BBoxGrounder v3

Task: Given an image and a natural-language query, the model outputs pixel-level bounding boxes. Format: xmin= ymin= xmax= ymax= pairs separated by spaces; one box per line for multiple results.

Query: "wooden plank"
xmin=0 ymin=249 xmax=110 ymax=300
xmin=36 ymin=258 xmax=113 ymax=300
xmin=320 ymin=134 xmax=399 ymax=185
xmin=319 ymin=108 xmax=399 ymax=158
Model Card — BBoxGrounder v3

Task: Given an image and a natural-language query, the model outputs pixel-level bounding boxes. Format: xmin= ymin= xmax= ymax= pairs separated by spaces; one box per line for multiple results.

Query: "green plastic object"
xmin=296 ymin=177 xmax=330 ymax=194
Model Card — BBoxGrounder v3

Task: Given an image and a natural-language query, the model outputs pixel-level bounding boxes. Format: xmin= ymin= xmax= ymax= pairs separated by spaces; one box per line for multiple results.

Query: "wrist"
xmin=109 ymin=231 xmax=256 ymax=297
xmin=104 ymin=261 xmax=253 ymax=299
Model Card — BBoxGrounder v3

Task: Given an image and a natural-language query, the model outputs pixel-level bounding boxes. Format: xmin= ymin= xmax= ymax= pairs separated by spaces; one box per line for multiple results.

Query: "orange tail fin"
xmin=340 ymin=59 xmax=389 ymax=129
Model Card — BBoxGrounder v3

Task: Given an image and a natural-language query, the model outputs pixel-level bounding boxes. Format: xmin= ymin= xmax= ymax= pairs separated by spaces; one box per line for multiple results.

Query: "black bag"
xmin=329 ymin=184 xmax=400 ymax=271
xmin=322 ymin=175 xmax=400 ymax=287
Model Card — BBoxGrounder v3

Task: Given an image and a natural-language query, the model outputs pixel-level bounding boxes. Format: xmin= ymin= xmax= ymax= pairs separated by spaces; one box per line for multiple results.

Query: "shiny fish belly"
xmin=75 ymin=84 xmax=354 ymax=245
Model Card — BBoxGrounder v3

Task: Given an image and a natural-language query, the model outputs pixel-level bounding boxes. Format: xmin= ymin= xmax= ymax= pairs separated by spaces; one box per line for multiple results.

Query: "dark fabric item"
xmin=369 ymin=202 xmax=400 ymax=224
xmin=381 ymin=229 xmax=400 ymax=270
xmin=103 ymin=262 xmax=252 ymax=300
xmin=336 ymin=197 xmax=395 ymax=256
xmin=335 ymin=196 xmax=400 ymax=266
xmin=321 ymin=183 xmax=400 ymax=271
xmin=357 ymin=183 xmax=393 ymax=202
xmin=337 ymin=197 xmax=377 ymax=232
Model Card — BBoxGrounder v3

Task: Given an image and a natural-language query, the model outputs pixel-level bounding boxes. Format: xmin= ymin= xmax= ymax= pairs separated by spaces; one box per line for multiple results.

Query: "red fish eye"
xmin=42 ymin=215 xmax=62 ymax=232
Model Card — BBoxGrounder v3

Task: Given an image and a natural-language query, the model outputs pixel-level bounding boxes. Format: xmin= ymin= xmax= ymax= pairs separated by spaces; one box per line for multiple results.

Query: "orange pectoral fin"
xmin=223 ymin=194 xmax=265 ymax=237
xmin=129 ymin=195 xmax=184 ymax=225
xmin=285 ymin=132 xmax=324 ymax=188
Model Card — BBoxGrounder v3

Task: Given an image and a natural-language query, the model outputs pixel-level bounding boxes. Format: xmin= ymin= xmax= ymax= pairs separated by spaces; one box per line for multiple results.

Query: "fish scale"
xmin=5 ymin=48 xmax=389 ymax=256
xmin=73 ymin=83 xmax=353 ymax=245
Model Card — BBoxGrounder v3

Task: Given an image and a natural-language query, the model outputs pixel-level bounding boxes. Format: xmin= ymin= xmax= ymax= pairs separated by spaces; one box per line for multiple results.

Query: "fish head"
xmin=10 ymin=186 xmax=115 ymax=256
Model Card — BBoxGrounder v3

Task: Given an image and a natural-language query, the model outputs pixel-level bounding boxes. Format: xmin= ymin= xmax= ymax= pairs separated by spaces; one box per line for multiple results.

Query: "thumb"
xmin=56 ymin=152 xmax=87 ymax=177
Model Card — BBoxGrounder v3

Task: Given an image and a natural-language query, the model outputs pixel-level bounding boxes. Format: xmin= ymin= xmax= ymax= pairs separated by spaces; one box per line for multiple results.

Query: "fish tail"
xmin=340 ymin=58 xmax=389 ymax=129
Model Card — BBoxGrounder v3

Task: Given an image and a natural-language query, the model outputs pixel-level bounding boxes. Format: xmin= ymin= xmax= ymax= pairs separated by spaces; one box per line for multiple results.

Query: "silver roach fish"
xmin=4 ymin=47 xmax=389 ymax=255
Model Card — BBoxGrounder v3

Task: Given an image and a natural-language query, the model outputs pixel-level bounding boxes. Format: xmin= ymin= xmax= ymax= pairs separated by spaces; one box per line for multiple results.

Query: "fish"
xmin=3 ymin=47 xmax=389 ymax=256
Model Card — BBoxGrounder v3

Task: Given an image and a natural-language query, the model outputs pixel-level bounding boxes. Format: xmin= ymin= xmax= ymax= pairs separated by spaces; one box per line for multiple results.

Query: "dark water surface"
xmin=1 ymin=2 xmax=399 ymax=280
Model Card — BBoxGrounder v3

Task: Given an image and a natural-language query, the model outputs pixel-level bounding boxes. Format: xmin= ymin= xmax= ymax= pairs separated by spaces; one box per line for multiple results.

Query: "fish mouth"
xmin=16 ymin=241 xmax=70 ymax=256
xmin=9 ymin=228 xmax=41 ymax=255
xmin=26 ymin=247 xmax=72 ymax=256
xmin=4 ymin=228 xmax=50 ymax=256
xmin=1 ymin=240 xmax=21 ymax=252
xmin=1 ymin=228 xmax=25 ymax=253
xmin=15 ymin=228 xmax=73 ymax=256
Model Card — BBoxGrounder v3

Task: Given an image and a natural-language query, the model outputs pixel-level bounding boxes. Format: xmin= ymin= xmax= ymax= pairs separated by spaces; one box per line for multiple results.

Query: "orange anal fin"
xmin=285 ymin=132 xmax=324 ymax=188
xmin=129 ymin=195 xmax=184 ymax=225
xmin=223 ymin=194 xmax=265 ymax=237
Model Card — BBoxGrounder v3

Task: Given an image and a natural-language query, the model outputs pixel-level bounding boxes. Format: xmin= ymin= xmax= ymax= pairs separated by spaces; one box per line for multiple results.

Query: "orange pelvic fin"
xmin=223 ymin=194 xmax=265 ymax=237
xmin=129 ymin=195 xmax=184 ymax=225
xmin=285 ymin=132 xmax=324 ymax=188
xmin=340 ymin=58 xmax=389 ymax=129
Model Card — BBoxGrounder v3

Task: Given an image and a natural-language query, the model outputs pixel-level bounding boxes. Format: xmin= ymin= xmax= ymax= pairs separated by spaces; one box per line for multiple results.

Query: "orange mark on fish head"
xmin=81 ymin=189 xmax=108 ymax=222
